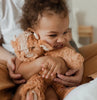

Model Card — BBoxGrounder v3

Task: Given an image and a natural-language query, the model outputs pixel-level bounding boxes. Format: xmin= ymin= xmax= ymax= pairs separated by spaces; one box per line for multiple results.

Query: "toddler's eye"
xmin=49 ymin=34 xmax=57 ymax=37
xmin=63 ymin=28 xmax=71 ymax=34
xmin=31 ymin=47 xmax=35 ymax=49
xmin=63 ymin=31 xmax=68 ymax=34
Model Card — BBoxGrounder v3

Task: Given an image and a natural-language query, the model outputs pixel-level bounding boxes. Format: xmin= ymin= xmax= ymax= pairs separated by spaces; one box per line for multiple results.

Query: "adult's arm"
xmin=0 ymin=46 xmax=14 ymax=61
xmin=0 ymin=45 xmax=26 ymax=84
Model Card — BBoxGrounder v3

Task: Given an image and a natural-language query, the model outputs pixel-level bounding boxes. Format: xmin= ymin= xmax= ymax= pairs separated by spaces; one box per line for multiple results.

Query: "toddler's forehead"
xmin=39 ymin=11 xmax=68 ymax=19
xmin=37 ymin=12 xmax=69 ymax=27
xmin=34 ymin=12 xmax=69 ymax=37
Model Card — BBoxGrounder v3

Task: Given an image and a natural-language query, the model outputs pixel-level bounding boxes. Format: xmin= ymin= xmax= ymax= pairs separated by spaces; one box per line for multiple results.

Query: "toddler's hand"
xmin=41 ymin=56 xmax=67 ymax=79
xmin=7 ymin=55 xmax=26 ymax=84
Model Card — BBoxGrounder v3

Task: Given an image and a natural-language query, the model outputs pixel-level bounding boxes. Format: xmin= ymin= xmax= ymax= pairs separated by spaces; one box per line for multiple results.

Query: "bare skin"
xmin=16 ymin=56 xmax=67 ymax=80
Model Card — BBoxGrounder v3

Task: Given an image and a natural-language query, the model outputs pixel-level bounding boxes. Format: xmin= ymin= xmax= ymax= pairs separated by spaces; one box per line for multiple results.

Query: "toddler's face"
xmin=35 ymin=13 xmax=72 ymax=49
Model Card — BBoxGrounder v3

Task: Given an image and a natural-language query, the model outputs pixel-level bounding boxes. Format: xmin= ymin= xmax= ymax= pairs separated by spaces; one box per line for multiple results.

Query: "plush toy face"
xmin=11 ymin=30 xmax=53 ymax=62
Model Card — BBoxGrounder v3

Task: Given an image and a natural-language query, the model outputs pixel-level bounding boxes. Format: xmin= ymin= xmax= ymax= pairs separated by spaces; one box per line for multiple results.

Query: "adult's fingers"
xmin=9 ymin=71 xmax=22 ymax=79
xmin=11 ymin=57 xmax=16 ymax=71
xmin=7 ymin=57 xmax=16 ymax=71
xmin=57 ymin=74 xmax=80 ymax=83
xmin=65 ymin=69 xmax=78 ymax=76
xmin=54 ymin=78 xmax=77 ymax=87
xmin=7 ymin=63 xmax=15 ymax=73
xmin=13 ymin=79 xmax=26 ymax=84
xmin=9 ymin=71 xmax=26 ymax=84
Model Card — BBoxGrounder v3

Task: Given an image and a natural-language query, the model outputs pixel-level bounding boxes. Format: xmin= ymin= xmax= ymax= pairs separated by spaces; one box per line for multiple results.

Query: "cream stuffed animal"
xmin=12 ymin=28 xmax=84 ymax=100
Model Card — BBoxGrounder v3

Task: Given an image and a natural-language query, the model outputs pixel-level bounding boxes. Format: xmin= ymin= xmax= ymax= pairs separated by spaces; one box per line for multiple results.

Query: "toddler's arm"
xmin=15 ymin=55 xmax=68 ymax=80
xmin=41 ymin=56 xmax=68 ymax=79
xmin=15 ymin=56 xmax=48 ymax=80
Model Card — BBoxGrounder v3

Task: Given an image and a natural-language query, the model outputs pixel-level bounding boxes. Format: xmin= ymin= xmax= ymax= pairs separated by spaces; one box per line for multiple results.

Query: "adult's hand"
xmin=54 ymin=67 xmax=83 ymax=87
xmin=0 ymin=46 xmax=26 ymax=84
xmin=7 ymin=54 xmax=26 ymax=84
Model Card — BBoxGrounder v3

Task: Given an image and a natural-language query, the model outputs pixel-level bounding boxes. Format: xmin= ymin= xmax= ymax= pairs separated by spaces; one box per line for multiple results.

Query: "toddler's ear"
xmin=64 ymin=32 xmax=72 ymax=42
xmin=38 ymin=40 xmax=53 ymax=51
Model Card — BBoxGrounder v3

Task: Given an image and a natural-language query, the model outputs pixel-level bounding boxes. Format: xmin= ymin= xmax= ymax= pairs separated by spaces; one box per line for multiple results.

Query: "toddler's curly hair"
xmin=20 ymin=0 xmax=68 ymax=30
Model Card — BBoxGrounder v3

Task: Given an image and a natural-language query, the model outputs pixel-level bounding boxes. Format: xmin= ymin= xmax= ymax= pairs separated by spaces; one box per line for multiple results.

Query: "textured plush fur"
xmin=12 ymin=29 xmax=84 ymax=100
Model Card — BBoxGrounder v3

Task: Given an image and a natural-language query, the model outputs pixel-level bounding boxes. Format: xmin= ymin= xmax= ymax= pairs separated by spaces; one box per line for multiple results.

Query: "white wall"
xmin=72 ymin=0 xmax=97 ymax=43
xmin=67 ymin=0 xmax=82 ymax=47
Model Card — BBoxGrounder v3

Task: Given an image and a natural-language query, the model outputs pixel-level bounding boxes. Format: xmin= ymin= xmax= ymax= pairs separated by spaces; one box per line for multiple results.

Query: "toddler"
xmin=12 ymin=0 xmax=84 ymax=100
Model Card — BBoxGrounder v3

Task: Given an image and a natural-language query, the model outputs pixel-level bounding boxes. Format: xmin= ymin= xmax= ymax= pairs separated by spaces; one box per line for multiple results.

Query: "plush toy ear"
xmin=13 ymin=35 xmax=16 ymax=41
xmin=27 ymin=28 xmax=40 ymax=40
xmin=11 ymin=35 xmax=21 ymax=51
xmin=11 ymin=40 xmax=17 ymax=50
xmin=38 ymin=40 xmax=53 ymax=51
xmin=33 ymin=32 xmax=39 ymax=40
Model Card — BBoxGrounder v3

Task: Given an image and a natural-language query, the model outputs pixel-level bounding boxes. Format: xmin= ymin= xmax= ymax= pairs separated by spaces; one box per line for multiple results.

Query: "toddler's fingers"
xmin=42 ymin=62 xmax=50 ymax=78
xmin=42 ymin=62 xmax=48 ymax=68
xmin=42 ymin=69 xmax=48 ymax=78
xmin=51 ymin=65 xmax=59 ymax=76
xmin=45 ymin=64 xmax=55 ymax=79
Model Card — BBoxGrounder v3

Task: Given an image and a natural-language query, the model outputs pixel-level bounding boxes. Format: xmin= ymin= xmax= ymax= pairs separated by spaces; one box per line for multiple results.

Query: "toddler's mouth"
xmin=53 ymin=44 xmax=65 ymax=49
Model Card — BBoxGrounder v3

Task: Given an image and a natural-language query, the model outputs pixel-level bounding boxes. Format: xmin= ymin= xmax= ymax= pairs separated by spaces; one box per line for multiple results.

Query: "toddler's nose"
xmin=57 ymin=36 xmax=65 ymax=43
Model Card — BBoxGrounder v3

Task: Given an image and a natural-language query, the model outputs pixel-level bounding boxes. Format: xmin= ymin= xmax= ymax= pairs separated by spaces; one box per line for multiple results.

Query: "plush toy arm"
xmin=52 ymin=82 xmax=66 ymax=100
xmin=45 ymin=47 xmax=84 ymax=69
xmin=13 ymin=74 xmax=47 ymax=100
xmin=61 ymin=47 xmax=84 ymax=69
xmin=52 ymin=82 xmax=76 ymax=100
